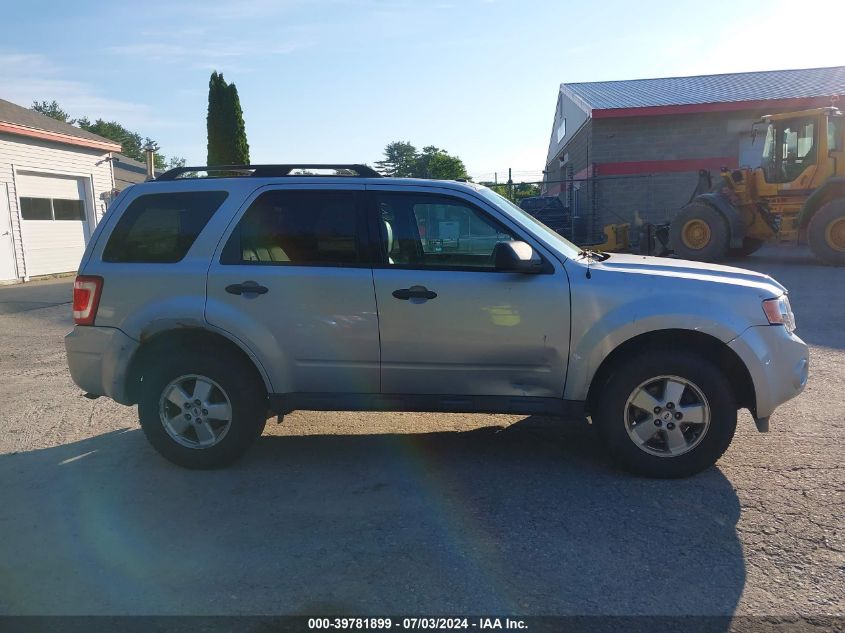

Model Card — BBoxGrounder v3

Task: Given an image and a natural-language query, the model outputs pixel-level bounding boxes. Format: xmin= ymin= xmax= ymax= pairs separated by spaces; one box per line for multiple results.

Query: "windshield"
xmin=474 ymin=186 xmax=581 ymax=259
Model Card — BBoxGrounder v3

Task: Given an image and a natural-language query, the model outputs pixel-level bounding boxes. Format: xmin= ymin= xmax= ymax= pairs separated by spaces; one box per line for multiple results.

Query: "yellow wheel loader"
xmin=669 ymin=106 xmax=845 ymax=265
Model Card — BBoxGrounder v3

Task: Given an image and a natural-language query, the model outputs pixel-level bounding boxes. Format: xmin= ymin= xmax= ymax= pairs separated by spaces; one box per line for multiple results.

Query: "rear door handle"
xmin=225 ymin=281 xmax=269 ymax=296
xmin=392 ymin=285 xmax=437 ymax=300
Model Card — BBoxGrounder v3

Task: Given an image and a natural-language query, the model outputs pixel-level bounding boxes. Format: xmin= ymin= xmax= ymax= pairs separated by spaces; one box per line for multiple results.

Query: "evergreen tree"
xmin=31 ymin=100 xmax=72 ymax=123
xmin=207 ymin=71 xmax=250 ymax=166
xmin=206 ymin=71 xmax=228 ymax=165
xmin=375 ymin=141 xmax=417 ymax=176
xmin=227 ymin=82 xmax=250 ymax=165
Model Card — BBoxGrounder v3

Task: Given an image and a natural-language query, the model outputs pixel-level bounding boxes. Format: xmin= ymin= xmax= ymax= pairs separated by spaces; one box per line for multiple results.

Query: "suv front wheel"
xmin=138 ymin=349 xmax=267 ymax=468
xmin=594 ymin=350 xmax=737 ymax=478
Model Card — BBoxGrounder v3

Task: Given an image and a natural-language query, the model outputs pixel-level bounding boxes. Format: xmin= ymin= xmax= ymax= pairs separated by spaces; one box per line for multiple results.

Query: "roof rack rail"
xmin=156 ymin=164 xmax=382 ymax=181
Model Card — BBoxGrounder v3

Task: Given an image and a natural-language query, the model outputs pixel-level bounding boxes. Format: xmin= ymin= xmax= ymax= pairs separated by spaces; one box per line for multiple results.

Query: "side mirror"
xmin=492 ymin=241 xmax=544 ymax=273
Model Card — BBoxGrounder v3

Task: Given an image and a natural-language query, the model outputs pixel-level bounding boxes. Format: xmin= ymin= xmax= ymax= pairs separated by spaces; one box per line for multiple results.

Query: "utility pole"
xmin=507 ymin=167 xmax=513 ymax=201
xmin=494 ymin=172 xmax=498 ymax=185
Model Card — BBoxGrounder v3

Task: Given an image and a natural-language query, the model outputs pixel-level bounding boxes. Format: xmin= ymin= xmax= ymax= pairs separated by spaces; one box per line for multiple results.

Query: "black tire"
xmin=669 ymin=203 xmax=730 ymax=262
xmin=594 ymin=350 xmax=737 ymax=478
xmin=729 ymin=237 xmax=766 ymax=258
xmin=807 ymin=199 xmax=845 ymax=266
xmin=138 ymin=348 xmax=267 ymax=469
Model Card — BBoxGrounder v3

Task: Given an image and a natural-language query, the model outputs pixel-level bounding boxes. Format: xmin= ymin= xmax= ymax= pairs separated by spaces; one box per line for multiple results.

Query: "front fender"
xmin=563 ymin=295 xmax=749 ymax=401
xmin=696 ymin=193 xmax=745 ymax=248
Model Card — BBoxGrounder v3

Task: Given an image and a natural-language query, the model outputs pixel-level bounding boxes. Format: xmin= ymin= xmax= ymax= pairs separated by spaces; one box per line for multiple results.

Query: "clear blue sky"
xmin=2 ymin=0 xmax=843 ymax=181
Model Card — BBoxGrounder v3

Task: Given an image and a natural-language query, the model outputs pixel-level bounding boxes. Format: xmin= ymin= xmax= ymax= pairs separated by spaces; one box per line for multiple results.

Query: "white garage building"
xmin=0 ymin=98 xmax=120 ymax=282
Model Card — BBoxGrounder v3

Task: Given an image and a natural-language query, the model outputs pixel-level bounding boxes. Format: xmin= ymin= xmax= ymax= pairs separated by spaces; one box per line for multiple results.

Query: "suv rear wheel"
xmin=138 ymin=349 xmax=266 ymax=468
xmin=594 ymin=350 xmax=737 ymax=478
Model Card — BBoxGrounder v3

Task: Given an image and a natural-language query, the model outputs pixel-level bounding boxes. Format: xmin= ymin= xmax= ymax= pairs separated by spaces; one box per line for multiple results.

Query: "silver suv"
xmin=65 ymin=164 xmax=809 ymax=477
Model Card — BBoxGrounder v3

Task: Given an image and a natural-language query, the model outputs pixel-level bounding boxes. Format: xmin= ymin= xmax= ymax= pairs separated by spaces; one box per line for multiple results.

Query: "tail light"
xmin=72 ymin=276 xmax=103 ymax=326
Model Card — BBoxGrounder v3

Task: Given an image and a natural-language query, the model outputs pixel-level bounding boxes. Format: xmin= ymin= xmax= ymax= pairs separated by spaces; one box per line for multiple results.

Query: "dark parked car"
xmin=519 ymin=196 xmax=571 ymax=237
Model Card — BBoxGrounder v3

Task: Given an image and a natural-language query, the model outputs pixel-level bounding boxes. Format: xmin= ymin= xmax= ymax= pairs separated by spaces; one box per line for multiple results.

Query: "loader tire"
xmin=670 ymin=203 xmax=730 ymax=262
xmin=808 ymin=199 xmax=845 ymax=266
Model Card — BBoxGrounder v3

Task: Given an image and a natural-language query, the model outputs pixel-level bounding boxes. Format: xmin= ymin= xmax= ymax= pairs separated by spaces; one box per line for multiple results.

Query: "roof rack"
xmin=156 ymin=164 xmax=382 ymax=181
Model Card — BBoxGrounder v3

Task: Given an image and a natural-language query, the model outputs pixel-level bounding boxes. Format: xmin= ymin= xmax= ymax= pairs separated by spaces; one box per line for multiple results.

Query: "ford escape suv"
xmin=65 ymin=164 xmax=809 ymax=477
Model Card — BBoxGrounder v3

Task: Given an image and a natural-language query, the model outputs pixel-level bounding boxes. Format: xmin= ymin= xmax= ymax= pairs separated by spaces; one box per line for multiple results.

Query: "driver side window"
xmin=376 ymin=193 xmax=516 ymax=270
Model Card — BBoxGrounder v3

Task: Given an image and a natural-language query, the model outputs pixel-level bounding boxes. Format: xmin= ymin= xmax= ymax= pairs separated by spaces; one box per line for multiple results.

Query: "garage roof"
xmin=563 ymin=66 xmax=845 ymax=118
xmin=0 ymin=98 xmax=122 ymax=152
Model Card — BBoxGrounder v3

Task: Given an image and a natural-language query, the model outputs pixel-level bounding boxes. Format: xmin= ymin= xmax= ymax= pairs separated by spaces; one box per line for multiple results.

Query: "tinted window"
xmin=224 ymin=190 xmax=363 ymax=266
xmin=377 ymin=193 xmax=515 ymax=270
xmin=53 ymin=199 xmax=85 ymax=221
xmin=20 ymin=197 xmax=53 ymax=220
xmin=103 ymin=191 xmax=227 ymax=263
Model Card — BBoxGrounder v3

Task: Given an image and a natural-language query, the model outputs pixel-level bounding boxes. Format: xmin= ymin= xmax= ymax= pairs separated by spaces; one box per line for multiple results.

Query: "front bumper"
xmin=728 ymin=325 xmax=809 ymax=420
xmin=65 ymin=326 xmax=139 ymax=405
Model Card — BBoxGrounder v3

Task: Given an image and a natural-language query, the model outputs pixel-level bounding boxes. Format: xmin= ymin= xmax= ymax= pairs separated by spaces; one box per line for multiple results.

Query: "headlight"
xmin=762 ymin=295 xmax=796 ymax=333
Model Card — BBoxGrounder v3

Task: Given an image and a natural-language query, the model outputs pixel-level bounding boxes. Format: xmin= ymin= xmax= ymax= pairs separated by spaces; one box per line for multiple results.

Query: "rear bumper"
xmin=728 ymin=325 xmax=809 ymax=420
xmin=65 ymin=326 xmax=138 ymax=405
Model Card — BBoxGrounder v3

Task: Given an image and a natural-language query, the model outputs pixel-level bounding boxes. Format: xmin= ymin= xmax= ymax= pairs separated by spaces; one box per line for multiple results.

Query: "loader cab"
xmin=760 ymin=114 xmax=818 ymax=184
xmin=758 ymin=108 xmax=842 ymax=186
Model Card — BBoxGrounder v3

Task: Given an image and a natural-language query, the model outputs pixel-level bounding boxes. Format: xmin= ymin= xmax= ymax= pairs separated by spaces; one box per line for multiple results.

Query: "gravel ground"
xmin=0 ymin=247 xmax=842 ymax=619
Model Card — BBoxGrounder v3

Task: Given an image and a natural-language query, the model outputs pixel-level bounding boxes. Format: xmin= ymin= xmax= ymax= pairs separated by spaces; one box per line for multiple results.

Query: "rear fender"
xmin=798 ymin=177 xmax=845 ymax=226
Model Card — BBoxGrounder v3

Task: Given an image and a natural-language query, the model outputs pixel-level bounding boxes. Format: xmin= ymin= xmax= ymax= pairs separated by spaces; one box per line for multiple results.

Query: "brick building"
xmin=542 ymin=66 xmax=845 ymax=242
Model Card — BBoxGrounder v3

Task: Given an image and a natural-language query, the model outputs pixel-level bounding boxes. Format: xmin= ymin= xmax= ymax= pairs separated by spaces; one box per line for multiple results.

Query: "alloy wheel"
xmin=159 ymin=374 xmax=233 ymax=449
xmin=624 ymin=375 xmax=711 ymax=457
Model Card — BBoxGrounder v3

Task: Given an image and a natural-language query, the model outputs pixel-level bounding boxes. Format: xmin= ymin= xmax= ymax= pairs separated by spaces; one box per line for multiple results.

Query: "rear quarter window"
xmin=102 ymin=191 xmax=228 ymax=263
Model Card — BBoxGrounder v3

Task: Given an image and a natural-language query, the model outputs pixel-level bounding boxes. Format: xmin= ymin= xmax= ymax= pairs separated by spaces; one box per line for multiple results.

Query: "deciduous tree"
xmin=377 ymin=142 xmax=469 ymax=180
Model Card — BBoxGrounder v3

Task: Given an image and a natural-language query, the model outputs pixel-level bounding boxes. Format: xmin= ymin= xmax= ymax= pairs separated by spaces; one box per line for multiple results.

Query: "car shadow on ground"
xmin=0 ymin=417 xmax=744 ymax=623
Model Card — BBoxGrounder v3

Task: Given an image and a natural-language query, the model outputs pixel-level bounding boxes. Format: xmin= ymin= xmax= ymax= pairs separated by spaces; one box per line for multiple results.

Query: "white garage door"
xmin=17 ymin=172 xmax=90 ymax=277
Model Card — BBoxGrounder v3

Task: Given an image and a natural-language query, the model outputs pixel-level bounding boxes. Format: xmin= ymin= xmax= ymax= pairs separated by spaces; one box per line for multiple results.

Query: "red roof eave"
xmin=0 ymin=120 xmax=122 ymax=152
xmin=591 ymin=95 xmax=839 ymax=119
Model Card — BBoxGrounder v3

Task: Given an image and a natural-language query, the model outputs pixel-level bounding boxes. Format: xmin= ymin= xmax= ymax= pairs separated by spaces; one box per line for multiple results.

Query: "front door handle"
xmin=392 ymin=285 xmax=437 ymax=301
xmin=225 ymin=281 xmax=269 ymax=296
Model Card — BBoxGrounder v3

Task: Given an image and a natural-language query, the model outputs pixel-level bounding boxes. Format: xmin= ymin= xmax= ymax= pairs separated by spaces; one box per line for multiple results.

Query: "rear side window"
xmin=103 ymin=191 xmax=228 ymax=263
xmin=222 ymin=190 xmax=365 ymax=266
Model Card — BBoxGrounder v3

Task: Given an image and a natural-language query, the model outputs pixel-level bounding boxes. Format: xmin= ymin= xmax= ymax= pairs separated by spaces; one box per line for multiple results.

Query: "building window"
xmin=556 ymin=117 xmax=567 ymax=142
xmin=52 ymin=199 xmax=85 ymax=221
xmin=20 ymin=197 xmax=52 ymax=220
xmin=20 ymin=197 xmax=85 ymax=221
